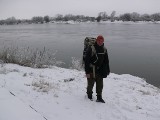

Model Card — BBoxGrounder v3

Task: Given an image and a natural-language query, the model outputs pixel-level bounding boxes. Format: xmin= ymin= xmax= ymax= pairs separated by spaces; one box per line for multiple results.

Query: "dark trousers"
xmin=87 ymin=74 xmax=103 ymax=96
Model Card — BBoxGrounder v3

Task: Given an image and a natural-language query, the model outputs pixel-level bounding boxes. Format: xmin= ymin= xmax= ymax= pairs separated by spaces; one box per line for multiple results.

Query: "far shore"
xmin=1 ymin=20 xmax=160 ymax=26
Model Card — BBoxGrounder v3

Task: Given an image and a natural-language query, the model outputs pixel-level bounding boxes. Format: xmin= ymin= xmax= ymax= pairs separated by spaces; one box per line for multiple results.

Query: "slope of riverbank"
xmin=0 ymin=64 xmax=160 ymax=120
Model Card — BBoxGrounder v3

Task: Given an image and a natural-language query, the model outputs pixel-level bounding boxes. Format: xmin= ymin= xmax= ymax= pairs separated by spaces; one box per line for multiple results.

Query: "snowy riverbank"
xmin=51 ymin=20 xmax=160 ymax=25
xmin=0 ymin=64 xmax=160 ymax=120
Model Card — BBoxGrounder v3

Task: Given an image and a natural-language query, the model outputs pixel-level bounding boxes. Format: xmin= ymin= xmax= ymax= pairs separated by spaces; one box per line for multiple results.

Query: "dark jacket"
xmin=85 ymin=43 xmax=110 ymax=78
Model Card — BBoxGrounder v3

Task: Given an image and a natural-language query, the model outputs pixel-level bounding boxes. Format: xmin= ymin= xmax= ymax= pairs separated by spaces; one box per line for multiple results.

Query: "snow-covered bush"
xmin=0 ymin=47 xmax=63 ymax=68
xmin=32 ymin=79 xmax=55 ymax=93
xmin=70 ymin=57 xmax=83 ymax=71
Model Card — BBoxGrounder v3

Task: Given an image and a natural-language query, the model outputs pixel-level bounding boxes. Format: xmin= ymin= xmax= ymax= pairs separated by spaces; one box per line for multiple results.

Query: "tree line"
xmin=0 ymin=11 xmax=160 ymax=25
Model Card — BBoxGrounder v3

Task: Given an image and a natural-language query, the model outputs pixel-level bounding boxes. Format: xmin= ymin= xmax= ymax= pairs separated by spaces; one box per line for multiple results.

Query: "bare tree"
xmin=96 ymin=12 xmax=108 ymax=22
xmin=5 ymin=17 xmax=17 ymax=25
xmin=110 ymin=11 xmax=116 ymax=22
xmin=44 ymin=15 xmax=50 ymax=23
xmin=32 ymin=16 xmax=43 ymax=23
xmin=131 ymin=12 xmax=140 ymax=22
xmin=151 ymin=13 xmax=160 ymax=21
xmin=120 ymin=13 xmax=131 ymax=21
xmin=55 ymin=14 xmax=63 ymax=21
xmin=141 ymin=14 xmax=151 ymax=21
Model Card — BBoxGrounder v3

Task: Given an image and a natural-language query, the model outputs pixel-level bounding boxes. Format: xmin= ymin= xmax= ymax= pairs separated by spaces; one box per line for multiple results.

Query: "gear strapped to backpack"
xmin=82 ymin=37 xmax=97 ymax=65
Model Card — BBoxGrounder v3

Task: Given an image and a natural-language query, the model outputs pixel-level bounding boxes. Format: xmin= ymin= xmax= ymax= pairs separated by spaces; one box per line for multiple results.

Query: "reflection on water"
xmin=0 ymin=23 xmax=160 ymax=87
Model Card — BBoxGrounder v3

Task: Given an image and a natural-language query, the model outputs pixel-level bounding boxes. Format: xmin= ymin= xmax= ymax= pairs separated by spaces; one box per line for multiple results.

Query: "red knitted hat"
xmin=96 ymin=35 xmax=104 ymax=42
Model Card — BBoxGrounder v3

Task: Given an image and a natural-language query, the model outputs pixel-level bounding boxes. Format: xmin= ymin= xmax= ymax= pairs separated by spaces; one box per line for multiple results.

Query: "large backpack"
xmin=82 ymin=37 xmax=97 ymax=66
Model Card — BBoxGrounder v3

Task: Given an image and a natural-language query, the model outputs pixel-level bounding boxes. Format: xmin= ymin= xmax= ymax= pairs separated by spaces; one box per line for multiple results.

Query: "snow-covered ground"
xmin=0 ymin=64 xmax=160 ymax=120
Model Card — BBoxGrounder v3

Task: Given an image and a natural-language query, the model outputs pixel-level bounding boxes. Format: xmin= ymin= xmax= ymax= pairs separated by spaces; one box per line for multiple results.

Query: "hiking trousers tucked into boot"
xmin=87 ymin=74 xmax=103 ymax=96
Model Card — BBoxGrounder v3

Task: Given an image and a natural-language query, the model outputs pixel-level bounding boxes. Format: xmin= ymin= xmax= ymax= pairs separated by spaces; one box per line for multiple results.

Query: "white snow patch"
xmin=0 ymin=63 xmax=160 ymax=120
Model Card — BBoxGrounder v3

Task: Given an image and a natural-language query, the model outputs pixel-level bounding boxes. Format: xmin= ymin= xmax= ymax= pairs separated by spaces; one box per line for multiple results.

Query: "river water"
xmin=0 ymin=23 xmax=160 ymax=87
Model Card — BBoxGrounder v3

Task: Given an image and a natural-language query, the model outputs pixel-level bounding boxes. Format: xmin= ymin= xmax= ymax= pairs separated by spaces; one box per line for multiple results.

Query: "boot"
xmin=96 ymin=95 xmax=105 ymax=103
xmin=87 ymin=94 xmax=93 ymax=100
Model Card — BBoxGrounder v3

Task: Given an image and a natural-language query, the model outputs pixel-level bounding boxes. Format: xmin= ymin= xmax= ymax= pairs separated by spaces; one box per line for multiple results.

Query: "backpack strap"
xmin=90 ymin=45 xmax=96 ymax=78
xmin=90 ymin=45 xmax=96 ymax=56
xmin=90 ymin=45 xmax=98 ymax=64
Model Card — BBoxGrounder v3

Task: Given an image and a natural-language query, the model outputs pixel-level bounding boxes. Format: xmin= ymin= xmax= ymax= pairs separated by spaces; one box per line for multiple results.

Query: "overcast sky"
xmin=0 ymin=0 xmax=160 ymax=19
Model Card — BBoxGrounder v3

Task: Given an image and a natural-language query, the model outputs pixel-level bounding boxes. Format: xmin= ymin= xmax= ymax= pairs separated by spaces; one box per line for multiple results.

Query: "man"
xmin=85 ymin=35 xmax=110 ymax=103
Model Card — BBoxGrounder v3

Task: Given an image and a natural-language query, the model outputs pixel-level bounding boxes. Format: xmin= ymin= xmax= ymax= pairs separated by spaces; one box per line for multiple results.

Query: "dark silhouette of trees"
xmin=120 ymin=13 xmax=131 ymax=21
xmin=55 ymin=14 xmax=63 ymax=21
xmin=96 ymin=16 xmax=101 ymax=22
xmin=96 ymin=12 xmax=108 ymax=22
xmin=44 ymin=15 xmax=50 ymax=23
xmin=131 ymin=12 xmax=140 ymax=22
xmin=1 ymin=12 xmax=160 ymax=25
xmin=151 ymin=13 xmax=160 ymax=21
xmin=141 ymin=14 xmax=151 ymax=21
xmin=5 ymin=17 xmax=17 ymax=25
xmin=31 ymin=16 xmax=44 ymax=23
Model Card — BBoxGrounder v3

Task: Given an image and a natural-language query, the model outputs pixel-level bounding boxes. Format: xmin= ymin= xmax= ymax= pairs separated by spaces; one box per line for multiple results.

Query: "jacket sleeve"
xmin=85 ymin=47 xmax=92 ymax=74
xmin=104 ymin=49 xmax=110 ymax=75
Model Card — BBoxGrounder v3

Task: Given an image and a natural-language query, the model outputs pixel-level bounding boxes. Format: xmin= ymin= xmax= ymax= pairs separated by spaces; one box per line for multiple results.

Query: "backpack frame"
xmin=83 ymin=37 xmax=96 ymax=64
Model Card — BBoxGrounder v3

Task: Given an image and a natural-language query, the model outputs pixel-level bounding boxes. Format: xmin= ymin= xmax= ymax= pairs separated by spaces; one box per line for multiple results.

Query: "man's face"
xmin=96 ymin=39 xmax=104 ymax=46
